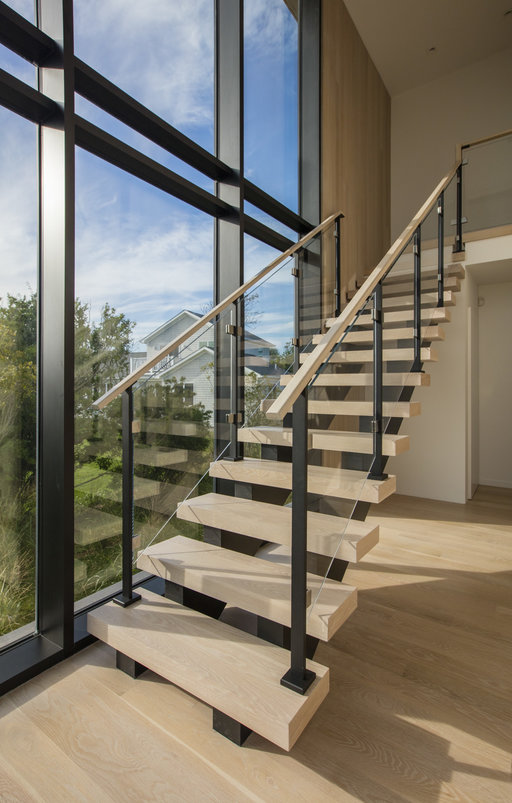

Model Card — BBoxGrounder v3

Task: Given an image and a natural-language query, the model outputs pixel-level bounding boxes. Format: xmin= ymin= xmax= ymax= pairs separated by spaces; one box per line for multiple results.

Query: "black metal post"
xmin=292 ymin=255 xmax=301 ymax=372
xmin=412 ymin=227 xmax=422 ymax=372
xmin=334 ymin=215 xmax=342 ymax=317
xmin=368 ymin=282 xmax=387 ymax=481
xmin=437 ymin=192 xmax=444 ymax=307
xmin=453 ymin=163 xmax=464 ymax=253
xmin=226 ymin=300 xmax=242 ymax=460
xmin=281 ymin=387 xmax=315 ymax=695
xmin=113 ymin=387 xmax=141 ymax=607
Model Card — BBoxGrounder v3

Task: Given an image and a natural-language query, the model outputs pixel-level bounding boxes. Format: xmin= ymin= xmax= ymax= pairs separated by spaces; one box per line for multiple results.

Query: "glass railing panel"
xmin=306 ymin=204 xmax=450 ymax=623
xmin=240 ymin=221 xmax=337 ymax=435
xmin=242 ymin=255 xmax=295 ymax=432
xmin=443 ymin=172 xmax=458 ymax=256
xmin=463 ymin=133 xmax=512 ymax=233
xmin=304 ymin=297 xmax=375 ymax=619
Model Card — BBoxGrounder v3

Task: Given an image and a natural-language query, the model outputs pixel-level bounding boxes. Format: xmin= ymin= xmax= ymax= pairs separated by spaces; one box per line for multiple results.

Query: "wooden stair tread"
xmin=260 ymin=399 xmax=420 ymax=418
xmin=238 ymin=426 xmax=410 ymax=455
xmin=87 ymin=587 xmax=329 ymax=751
xmin=176 ymin=492 xmax=380 ymax=561
xmin=382 ymin=263 xmax=464 ymax=285
xmin=136 ymin=535 xmax=357 ymax=641
xmin=134 ymin=419 xmax=203 ymax=437
xmin=77 ymin=473 xmax=160 ymax=502
xmin=381 ymin=290 xmax=456 ymax=309
xmin=280 ymin=371 xmax=430 ymax=387
xmin=326 ymin=307 xmax=451 ymax=327
xmin=134 ymin=446 xmax=188 ymax=467
xmin=381 ymin=276 xmax=460 ymax=298
xmin=137 ymin=534 xmax=311 ymax=620
xmin=75 ymin=508 xmax=121 ymax=545
xmin=209 ymin=458 xmax=396 ymax=503
xmin=311 ymin=325 xmax=445 ymax=345
xmin=299 ymin=346 xmax=437 ymax=364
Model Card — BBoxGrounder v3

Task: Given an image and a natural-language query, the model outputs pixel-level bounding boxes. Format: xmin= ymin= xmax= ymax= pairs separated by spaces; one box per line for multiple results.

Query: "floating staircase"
xmin=88 ymin=216 xmax=466 ymax=750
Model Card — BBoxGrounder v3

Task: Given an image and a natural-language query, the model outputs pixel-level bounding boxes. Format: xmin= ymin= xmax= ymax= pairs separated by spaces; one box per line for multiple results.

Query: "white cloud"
xmin=74 ymin=0 xmax=214 ymax=131
xmin=0 ymin=110 xmax=38 ymax=301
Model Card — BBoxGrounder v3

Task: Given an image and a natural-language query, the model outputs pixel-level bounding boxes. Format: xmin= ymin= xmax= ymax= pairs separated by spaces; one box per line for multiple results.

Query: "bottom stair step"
xmin=87 ymin=587 xmax=329 ymax=751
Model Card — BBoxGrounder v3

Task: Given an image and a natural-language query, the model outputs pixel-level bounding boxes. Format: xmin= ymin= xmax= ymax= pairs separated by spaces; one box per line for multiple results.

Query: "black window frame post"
xmin=37 ymin=0 xmax=76 ymax=655
xmin=214 ymin=0 xmax=244 ymax=465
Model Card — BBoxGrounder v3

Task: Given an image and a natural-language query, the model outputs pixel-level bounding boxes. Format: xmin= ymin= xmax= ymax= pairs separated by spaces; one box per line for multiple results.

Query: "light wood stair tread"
xmin=74 ymin=508 xmax=122 ymax=545
xmin=382 ymin=263 xmax=464 ymax=285
xmin=299 ymin=346 xmax=437 ymax=364
xmin=260 ymin=399 xmax=420 ymax=418
xmin=326 ymin=307 xmax=451 ymax=327
xmin=87 ymin=587 xmax=329 ymax=751
xmin=381 ymin=290 xmax=456 ymax=309
xmin=280 ymin=371 xmax=430 ymax=387
xmin=137 ymin=534 xmax=311 ymax=622
xmin=136 ymin=535 xmax=357 ymax=641
xmin=77 ymin=473 xmax=160 ymax=502
xmin=238 ymin=426 xmax=409 ymax=455
xmin=134 ymin=446 xmax=188 ymax=467
xmin=381 ymin=276 xmax=460 ymax=298
xmin=176 ymin=492 xmax=380 ymax=561
xmin=311 ymin=325 xmax=445 ymax=345
xmin=134 ymin=420 xmax=203 ymax=437
xmin=209 ymin=458 xmax=396 ymax=503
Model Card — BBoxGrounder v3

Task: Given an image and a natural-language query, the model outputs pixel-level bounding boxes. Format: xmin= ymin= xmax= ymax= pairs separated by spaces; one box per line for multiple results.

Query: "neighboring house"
xmin=133 ymin=310 xmax=279 ymax=412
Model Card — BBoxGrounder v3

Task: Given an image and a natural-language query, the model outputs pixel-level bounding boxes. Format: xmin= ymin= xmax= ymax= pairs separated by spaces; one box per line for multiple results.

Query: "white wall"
xmin=477 ymin=281 xmax=512 ymax=488
xmin=391 ymin=48 xmax=512 ymax=238
xmin=388 ymin=265 xmax=478 ymax=504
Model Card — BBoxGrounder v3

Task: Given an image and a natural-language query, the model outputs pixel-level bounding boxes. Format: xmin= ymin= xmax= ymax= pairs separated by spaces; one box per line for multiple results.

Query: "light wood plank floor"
xmin=1 ymin=486 xmax=511 ymax=802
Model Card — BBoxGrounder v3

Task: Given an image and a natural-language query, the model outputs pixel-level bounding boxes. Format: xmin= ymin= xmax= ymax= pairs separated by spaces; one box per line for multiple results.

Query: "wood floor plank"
xmin=9 ymin=668 xmax=244 ymax=802
xmin=1 ymin=486 xmax=510 ymax=801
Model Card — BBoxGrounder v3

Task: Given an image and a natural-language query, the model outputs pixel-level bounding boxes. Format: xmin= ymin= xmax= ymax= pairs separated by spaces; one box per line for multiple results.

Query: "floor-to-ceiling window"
xmin=0 ymin=0 xmax=310 ymax=691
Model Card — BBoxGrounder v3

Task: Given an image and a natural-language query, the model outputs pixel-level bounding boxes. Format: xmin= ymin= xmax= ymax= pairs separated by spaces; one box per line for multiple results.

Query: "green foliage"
xmin=94 ymin=451 xmax=123 ymax=473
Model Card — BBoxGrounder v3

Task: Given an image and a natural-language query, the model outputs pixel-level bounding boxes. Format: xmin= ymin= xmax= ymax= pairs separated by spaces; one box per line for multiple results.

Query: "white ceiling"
xmin=344 ymin=0 xmax=512 ymax=96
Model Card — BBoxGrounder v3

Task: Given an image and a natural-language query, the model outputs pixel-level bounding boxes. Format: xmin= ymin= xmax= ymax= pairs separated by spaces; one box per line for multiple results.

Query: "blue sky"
xmin=0 ymin=0 xmax=298 ymax=351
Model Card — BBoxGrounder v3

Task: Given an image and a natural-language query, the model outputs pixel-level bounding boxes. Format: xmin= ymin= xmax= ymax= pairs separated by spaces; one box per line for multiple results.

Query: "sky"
xmin=0 ymin=0 xmax=298 ymax=351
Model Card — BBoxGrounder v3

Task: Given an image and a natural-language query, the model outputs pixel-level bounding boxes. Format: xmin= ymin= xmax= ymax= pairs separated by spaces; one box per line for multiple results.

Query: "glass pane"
xmin=74 ymin=0 xmax=214 ymax=152
xmin=0 ymin=43 xmax=36 ymax=86
xmin=74 ymin=97 xmax=214 ymax=193
xmin=244 ymin=0 xmax=298 ymax=209
xmin=131 ymin=309 xmax=230 ymax=555
xmin=4 ymin=0 xmax=34 ymax=21
xmin=463 ymin=134 xmax=512 ymax=233
xmin=74 ymin=148 xmax=213 ymax=605
xmin=0 ymin=107 xmax=38 ymax=645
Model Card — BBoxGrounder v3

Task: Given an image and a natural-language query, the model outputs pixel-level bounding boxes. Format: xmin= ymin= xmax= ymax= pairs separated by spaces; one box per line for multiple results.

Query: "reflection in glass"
xmin=74 ymin=148 xmax=213 ymax=604
xmin=0 ymin=107 xmax=37 ymax=643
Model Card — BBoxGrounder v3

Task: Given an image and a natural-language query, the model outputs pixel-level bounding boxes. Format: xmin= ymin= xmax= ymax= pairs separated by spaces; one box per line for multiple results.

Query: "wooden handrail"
xmin=266 ymin=161 xmax=461 ymax=420
xmin=94 ymin=212 xmax=341 ymax=410
xmin=462 ymin=127 xmax=512 ymax=150
xmin=457 ymin=127 xmax=512 ymax=160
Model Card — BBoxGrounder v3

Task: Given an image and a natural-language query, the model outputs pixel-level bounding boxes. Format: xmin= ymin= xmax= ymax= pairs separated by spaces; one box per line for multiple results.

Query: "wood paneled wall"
xmin=322 ymin=0 xmax=391 ymax=306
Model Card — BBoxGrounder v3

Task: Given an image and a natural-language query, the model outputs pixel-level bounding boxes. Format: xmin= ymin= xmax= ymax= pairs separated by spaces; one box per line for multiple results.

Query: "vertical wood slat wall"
xmin=321 ymin=0 xmax=391 ymax=307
